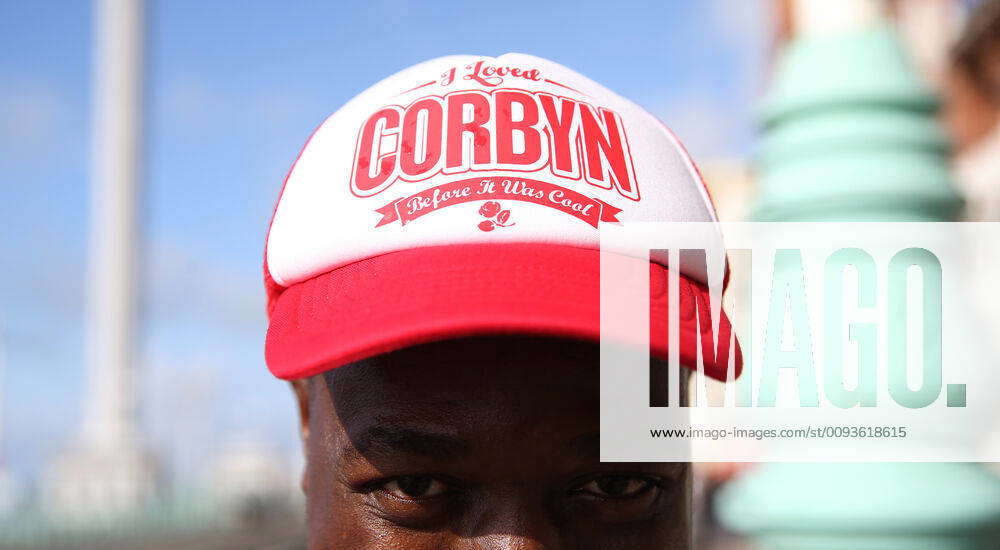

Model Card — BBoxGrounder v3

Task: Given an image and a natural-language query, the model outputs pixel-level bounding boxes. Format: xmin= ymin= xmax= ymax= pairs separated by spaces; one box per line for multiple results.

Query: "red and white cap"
xmin=264 ymin=53 xmax=741 ymax=381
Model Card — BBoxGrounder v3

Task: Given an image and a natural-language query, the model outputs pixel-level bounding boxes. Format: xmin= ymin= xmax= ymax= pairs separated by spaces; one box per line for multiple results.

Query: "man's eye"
xmin=381 ymin=476 xmax=449 ymax=500
xmin=575 ymin=475 xmax=656 ymax=498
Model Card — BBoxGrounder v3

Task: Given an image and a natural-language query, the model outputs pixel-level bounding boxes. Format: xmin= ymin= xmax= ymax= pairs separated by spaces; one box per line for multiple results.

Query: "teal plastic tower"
xmin=716 ymin=24 xmax=1000 ymax=550
xmin=752 ymin=25 xmax=962 ymax=221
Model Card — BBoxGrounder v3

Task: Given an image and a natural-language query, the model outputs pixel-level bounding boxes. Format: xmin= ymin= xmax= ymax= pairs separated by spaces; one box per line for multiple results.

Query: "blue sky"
xmin=0 ymin=1 xmax=767 ymax=485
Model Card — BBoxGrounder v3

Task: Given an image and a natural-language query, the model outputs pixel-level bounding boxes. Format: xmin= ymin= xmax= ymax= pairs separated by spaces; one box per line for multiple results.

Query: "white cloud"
xmin=254 ymin=91 xmax=324 ymax=130
xmin=647 ymin=0 xmax=771 ymax=160
xmin=707 ymin=0 xmax=771 ymax=101
xmin=160 ymin=77 xmax=243 ymax=139
xmin=145 ymin=240 xmax=265 ymax=331
xmin=707 ymin=0 xmax=770 ymax=49
xmin=652 ymin=93 xmax=739 ymax=160
xmin=0 ymin=79 xmax=65 ymax=156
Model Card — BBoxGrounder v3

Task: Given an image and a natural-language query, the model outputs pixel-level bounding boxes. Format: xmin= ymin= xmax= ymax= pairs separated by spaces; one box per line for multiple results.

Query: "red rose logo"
xmin=479 ymin=201 xmax=501 ymax=217
xmin=476 ymin=201 xmax=515 ymax=231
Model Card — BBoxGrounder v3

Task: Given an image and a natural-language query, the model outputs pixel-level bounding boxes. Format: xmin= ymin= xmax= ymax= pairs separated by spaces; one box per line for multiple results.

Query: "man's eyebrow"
xmin=343 ymin=425 xmax=470 ymax=461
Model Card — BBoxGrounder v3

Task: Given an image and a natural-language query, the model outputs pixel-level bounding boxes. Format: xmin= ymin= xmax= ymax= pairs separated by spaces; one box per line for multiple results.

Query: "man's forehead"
xmin=315 ymin=337 xmax=601 ymax=396
xmin=316 ymin=368 xmax=599 ymax=432
xmin=308 ymin=338 xmax=602 ymax=442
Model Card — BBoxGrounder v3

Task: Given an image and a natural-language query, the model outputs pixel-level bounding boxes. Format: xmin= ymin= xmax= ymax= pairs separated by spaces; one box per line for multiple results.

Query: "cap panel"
xmin=265 ymin=53 xmax=718 ymax=288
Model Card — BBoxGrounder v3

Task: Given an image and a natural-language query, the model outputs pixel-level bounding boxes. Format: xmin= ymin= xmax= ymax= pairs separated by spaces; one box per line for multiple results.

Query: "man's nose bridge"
xmin=458 ymin=487 xmax=558 ymax=549
xmin=465 ymin=532 xmax=548 ymax=550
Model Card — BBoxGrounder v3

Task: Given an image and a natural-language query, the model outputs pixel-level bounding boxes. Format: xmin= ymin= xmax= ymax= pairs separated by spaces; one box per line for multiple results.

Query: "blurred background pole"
xmin=716 ymin=0 xmax=1000 ymax=548
xmin=83 ymin=0 xmax=142 ymax=456
xmin=42 ymin=0 xmax=158 ymax=521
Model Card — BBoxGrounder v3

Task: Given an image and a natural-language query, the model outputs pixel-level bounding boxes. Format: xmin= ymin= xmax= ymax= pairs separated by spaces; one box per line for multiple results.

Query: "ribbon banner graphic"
xmin=375 ymin=177 xmax=622 ymax=228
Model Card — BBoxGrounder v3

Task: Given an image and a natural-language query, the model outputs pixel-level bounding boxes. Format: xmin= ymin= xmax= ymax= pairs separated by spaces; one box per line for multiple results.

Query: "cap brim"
xmin=266 ymin=243 xmax=741 ymax=381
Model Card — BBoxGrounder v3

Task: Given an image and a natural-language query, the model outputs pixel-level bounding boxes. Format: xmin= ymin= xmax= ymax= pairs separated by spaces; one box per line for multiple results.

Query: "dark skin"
xmin=291 ymin=336 xmax=691 ymax=549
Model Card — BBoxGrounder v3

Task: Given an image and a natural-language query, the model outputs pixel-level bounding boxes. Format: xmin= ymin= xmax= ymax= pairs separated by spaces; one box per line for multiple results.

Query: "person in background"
xmin=945 ymin=0 xmax=1000 ymax=221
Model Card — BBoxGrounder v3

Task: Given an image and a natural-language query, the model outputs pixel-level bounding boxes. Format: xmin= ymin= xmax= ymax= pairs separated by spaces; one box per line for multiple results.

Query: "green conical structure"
xmin=753 ymin=25 xmax=962 ymax=221
xmin=716 ymin=23 xmax=1000 ymax=549
xmin=719 ymin=463 xmax=1000 ymax=549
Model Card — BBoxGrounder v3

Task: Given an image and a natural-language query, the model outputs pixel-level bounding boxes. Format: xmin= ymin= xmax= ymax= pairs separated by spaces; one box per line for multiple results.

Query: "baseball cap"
xmin=264 ymin=53 xmax=742 ymax=381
